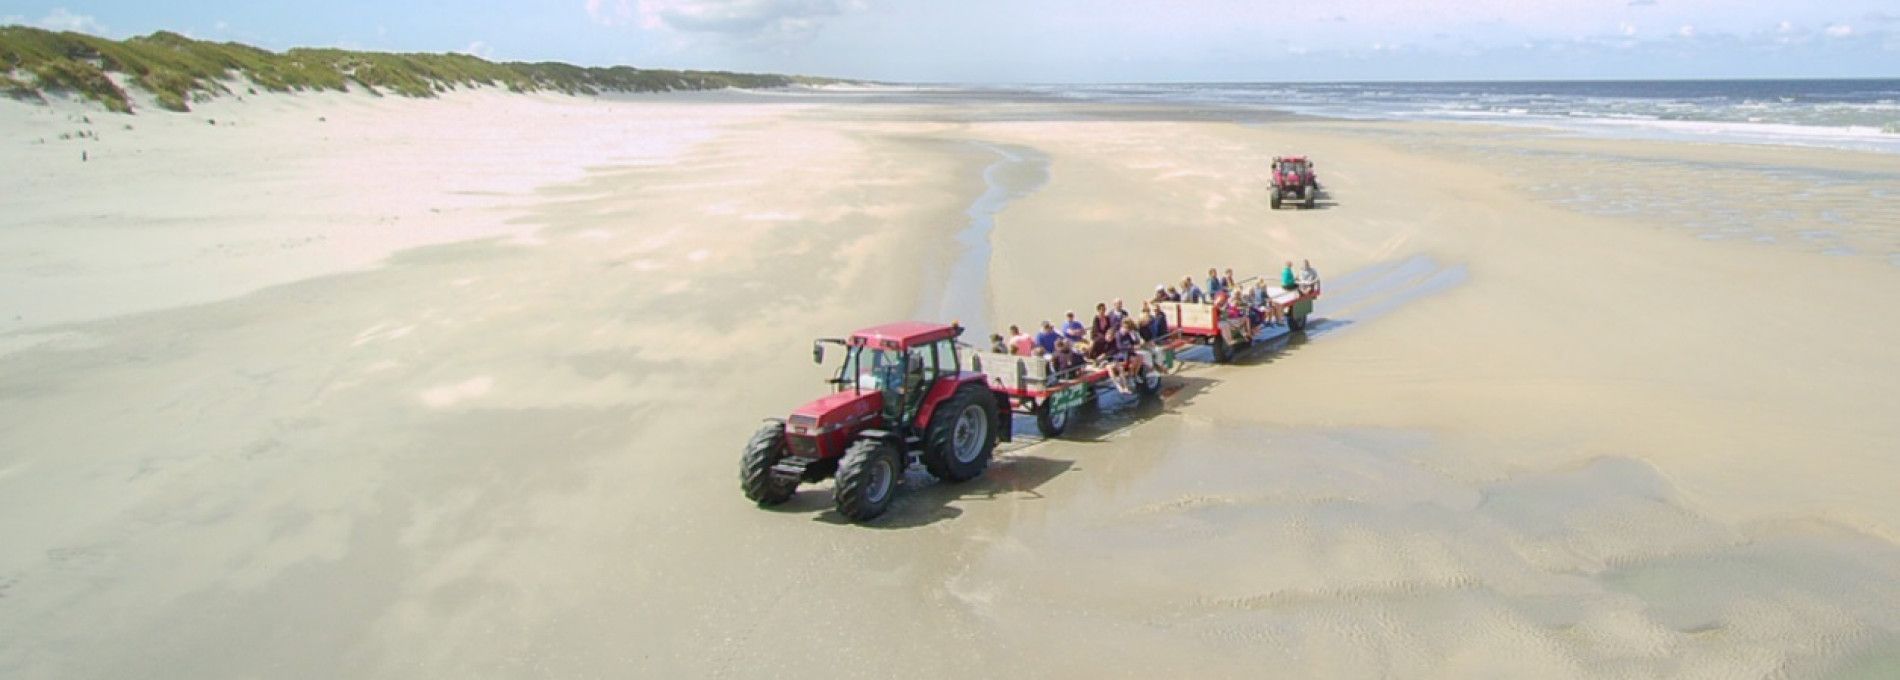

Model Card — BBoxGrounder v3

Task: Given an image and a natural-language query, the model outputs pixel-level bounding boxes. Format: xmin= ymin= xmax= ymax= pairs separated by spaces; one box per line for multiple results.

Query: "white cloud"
xmin=1619 ymin=22 xmax=1637 ymax=36
xmin=461 ymin=41 xmax=494 ymax=59
xmin=1824 ymin=23 xmax=1854 ymax=37
xmin=1677 ymin=24 xmax=1696 ymax=38
xmin=18 ymin=8 xmax=106 ymax=35
xmin=638 ymin=0 xmax=861 ymax=35
xmin=586 ymin=0 xmax=637 ymax=26
xmin=587 ymin=0 xmax=866 ymax=43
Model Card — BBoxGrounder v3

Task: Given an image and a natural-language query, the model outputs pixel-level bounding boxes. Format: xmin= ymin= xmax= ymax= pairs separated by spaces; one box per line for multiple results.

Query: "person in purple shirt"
xmin=1034 ymin=321 xmax=1062 ymax=355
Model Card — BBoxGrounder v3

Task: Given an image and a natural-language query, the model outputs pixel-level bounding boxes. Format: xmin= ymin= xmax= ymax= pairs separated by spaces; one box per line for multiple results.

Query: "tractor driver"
xmin=895 ymin=351 xmax=927 ymax=420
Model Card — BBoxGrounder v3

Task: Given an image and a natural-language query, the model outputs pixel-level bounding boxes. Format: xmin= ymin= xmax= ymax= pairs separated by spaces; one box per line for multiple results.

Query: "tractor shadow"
xmin=802 ymin=455 xmax=1077 ymax=529
xmin=1266 ymin=188 xmax=1337 ymax=211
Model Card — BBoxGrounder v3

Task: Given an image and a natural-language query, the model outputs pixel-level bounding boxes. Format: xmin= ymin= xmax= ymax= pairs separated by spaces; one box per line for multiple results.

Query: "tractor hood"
xmin=787 ymin=390 xmax=883 ymax=436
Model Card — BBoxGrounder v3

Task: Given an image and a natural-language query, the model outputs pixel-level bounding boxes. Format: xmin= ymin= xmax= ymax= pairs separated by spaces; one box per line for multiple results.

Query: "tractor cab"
xmin=1269 ymin=155 xmax=1320 ymax=209
xmin=811 ymin=321 xmax=965 ymax=428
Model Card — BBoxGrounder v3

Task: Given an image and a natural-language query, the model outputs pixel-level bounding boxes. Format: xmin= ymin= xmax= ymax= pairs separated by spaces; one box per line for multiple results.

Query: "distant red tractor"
xmin=1270 ymin=155 xmax=1320 ymax=210
xmin=741 ymin=322 xmax=1007 ymax=522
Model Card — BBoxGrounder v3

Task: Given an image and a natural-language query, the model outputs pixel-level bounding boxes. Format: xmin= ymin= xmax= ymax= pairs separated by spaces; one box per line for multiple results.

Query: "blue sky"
xmin=3 ymin=1 xmax=1896 ymax=81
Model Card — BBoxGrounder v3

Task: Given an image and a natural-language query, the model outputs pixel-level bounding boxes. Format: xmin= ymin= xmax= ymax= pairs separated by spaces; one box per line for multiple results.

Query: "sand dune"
xmin=2 ymin=87 xmax=1898 ymax=678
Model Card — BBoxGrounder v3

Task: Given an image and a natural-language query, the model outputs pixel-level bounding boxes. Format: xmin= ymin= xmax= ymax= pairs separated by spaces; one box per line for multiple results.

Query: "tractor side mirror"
xmin=812 ymin=343 xmax=824 ymax=365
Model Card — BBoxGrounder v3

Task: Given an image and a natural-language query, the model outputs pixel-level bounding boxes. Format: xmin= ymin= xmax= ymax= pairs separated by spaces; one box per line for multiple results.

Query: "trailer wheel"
xmin=1034 ymin=400 xmax=1070 ymax=438
xmin=834 ymin=438 xmax=899 ymax=522
xmin=1212 ymin=334 xmax=1232 ymax=363
xmin=740 ymin=422 xmax=796 ymax=506
xmin=921 ymin=383 xmax=998 ymax=483
xmin=1137 ymin=368 xmax=1163 ymax=396
xmin=1289 ymin=312 xmax=1307 ymax=332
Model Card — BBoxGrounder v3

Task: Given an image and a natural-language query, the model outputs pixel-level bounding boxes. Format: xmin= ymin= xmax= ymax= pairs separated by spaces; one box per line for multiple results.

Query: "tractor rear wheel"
xmin=1034 ymin=399 xmax=1070 ymax=438
xmin=922 ymin=383 xmax=999 ymax=483
xmin=1304 ymin=185 xmax=1317 ymax=209
xmin=740 ymin=422 xmax=796 ymax=506
xmin=834 ymin=438 xmax=900 ymax=521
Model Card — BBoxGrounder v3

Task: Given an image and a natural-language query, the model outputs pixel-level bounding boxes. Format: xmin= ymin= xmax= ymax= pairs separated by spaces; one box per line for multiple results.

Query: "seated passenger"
xmin=1205 ymin=267 xmax=1226 ymax=297
xmin=1180 ymin=276 xmax=1205 ymax=304
xmin=1051 ymin=339 xmax=1085 ymax=377
xmin=1105 ymin=318 xmax=1145 ymax=394
xmin=1008 ymin=324 xmax=1035 ymax=356
xmin=1035 ymin=321 xmax=1061 ymax=355
xmin=1281 ymin=260 xmax=1297 ymax=290
xmin=1088 ymin=303 xmax=1113 ymax=360
xmin=1165 ymin=285 xmax=1182 ymax=302
xmin=1061 ymin=310 xmax=1087 ymax=344
xmin=1148 ymin=302 xmax=1170 ymax=339
xmin=989 ymin=333 xmax=1008 ymax=354
xmin=1298 ymin=259 xmax=1321 ymax=293
xmin=1153 ymin=284 xmax=1170 ymax=304
xmin=1222 ymin=268 xmax=1239 ymax=293
xmin=1108 ymin=298 xmax=1129 ymax=328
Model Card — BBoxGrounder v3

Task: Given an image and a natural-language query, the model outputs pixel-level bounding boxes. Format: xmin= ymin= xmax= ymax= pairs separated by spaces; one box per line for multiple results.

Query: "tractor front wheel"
xmin=1270 ymin=191 xmax=1283 ymax=210
xmin=834 ymin=438 xmax=900 ymax=521
xmin=922 ymin=383 xmax=999 ymax=482
xmin=740 ymin=422 xmax=796 ymax=506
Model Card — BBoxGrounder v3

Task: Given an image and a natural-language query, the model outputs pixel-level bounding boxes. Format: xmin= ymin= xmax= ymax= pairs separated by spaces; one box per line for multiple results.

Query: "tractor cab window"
xmin=922 ymin=339 xmax=957 ymax=382
xmin=840 ymin=346 xmax=903 ymax=393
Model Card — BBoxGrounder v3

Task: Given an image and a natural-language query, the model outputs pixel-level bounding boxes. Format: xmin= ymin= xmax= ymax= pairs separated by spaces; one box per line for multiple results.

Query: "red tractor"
xmin=1270 ymin=155 xmax=1320 ymax=210
xmin=741 ymin=322 xmax=1009 ymax=522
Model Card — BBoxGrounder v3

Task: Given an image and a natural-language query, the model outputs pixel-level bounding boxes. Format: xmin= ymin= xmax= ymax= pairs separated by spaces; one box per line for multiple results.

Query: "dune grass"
xmin=0 ymin=25 xmax=843 ymax=113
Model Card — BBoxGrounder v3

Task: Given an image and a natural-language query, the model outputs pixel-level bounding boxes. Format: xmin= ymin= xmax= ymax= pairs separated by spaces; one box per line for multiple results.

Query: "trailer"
xmin=963 ymin=344 xmax=1175 ymax=438
xmin=1161 ymin=282 xmax=1321 ymax=363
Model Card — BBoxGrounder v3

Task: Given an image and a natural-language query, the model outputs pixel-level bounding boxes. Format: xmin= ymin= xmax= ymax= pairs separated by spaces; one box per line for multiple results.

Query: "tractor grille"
xmin=788 ymin=415 xmax=818 ymax=429
xmin=787 ymin=435 xmax=819 ymax=457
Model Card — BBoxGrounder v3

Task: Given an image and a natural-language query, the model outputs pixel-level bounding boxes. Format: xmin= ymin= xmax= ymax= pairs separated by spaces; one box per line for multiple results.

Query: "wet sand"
xmin=2 ymin=88 xmax=1899 ymax=678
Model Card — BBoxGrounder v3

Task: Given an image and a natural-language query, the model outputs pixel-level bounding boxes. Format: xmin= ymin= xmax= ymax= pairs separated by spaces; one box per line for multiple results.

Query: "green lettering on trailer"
xmin=1048 ymin=383 xmax=1090 ymax=413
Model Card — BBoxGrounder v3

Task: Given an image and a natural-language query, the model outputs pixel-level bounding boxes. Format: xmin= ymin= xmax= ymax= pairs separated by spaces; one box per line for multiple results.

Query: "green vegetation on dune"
xmin=0 ymin=25 xmax=844 ymax=113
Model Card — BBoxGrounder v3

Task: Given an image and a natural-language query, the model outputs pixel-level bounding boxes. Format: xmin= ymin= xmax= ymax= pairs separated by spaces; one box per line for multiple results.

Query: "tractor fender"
xmin=914 ymin=374 xmax=992 ymax=433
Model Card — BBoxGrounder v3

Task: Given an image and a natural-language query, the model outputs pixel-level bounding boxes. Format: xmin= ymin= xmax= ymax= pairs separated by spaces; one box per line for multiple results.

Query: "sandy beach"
xmin=3 ymin=86 xmax=1899 ymax=678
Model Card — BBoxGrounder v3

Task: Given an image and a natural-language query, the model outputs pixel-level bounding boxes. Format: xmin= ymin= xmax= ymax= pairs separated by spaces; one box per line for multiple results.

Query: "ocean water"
xmin=1030 ymin=80 xmax=1900 ymax=153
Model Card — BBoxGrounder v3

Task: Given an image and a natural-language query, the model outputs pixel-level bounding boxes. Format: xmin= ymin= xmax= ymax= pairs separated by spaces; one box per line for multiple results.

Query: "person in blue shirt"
xmin=1205 ymin=267 xmax=1225 ymax=297
xmin=1034 ymin=321 xmax=1062 ymax=355
xmin=1281 ymin=260 xmax=1297 ymax=289
xmin=1144 ymin=301 xmax=1170 ymax=339
xmin=1179 ymin=275 xmax=1205 ymax=303
xmin=1061 ymin=310 xmax=1087 ymax=344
